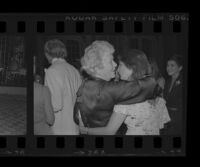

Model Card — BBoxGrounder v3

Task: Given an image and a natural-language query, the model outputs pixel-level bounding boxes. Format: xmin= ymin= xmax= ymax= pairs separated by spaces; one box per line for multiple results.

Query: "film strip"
xmin=0 ymin=13 xmax=188 ymax=156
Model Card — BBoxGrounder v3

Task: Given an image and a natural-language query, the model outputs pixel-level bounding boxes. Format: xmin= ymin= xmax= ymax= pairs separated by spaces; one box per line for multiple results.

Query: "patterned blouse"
xmin=114 ymin=97 xmax=170 ymax=135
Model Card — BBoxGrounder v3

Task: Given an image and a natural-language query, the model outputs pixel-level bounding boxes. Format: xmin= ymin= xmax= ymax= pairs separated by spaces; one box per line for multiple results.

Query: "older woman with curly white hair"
xmin=74 ymin=40 xmax=158 ymax=135
xmin=80 ymin=40 xmax=116 ymax=80
xmin=44 ymin=39 xmax=82 ymax=135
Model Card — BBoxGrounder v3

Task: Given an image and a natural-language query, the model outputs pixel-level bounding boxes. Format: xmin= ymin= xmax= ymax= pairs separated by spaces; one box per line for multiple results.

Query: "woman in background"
xmin=34 ymin=57 xmax=55 ymax=135
xmin=163 ymin=54 xmax=183 ymax=135
xmin=34 ymin=81 xmax=55 ymax=135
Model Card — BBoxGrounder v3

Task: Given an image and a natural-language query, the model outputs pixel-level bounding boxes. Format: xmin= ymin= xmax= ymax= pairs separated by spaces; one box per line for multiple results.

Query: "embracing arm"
xmin=106 ymin=80 xmax=141 ymax=103
xmin=80 ymin=112 xmax=127 ymax=135
xmin=105 ymin=77 xmax=156 ymax=104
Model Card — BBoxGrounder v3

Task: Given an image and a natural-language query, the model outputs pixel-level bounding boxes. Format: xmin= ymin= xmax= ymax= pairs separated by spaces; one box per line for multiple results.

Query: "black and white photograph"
xmin=34 ymin=34 xmax=186 ymax=136
xmin=0 ymin=12 xmax=189 ymax=156
xmin=0 ymin=36 xmax=26 ymax=135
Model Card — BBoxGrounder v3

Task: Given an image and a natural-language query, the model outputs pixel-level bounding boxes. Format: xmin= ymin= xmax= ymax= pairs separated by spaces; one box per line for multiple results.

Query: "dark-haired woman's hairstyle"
xmin=118 ymin=49 xmax=152 ymax=80
xmin=168 ymin=54 xmax=183 ymax=67
xmin=148 ymin=57 xmax=163 ymax=80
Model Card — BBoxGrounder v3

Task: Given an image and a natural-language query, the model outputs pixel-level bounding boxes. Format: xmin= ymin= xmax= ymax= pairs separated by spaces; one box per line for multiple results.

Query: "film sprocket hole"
xmin=0 ymin=13 xmax=188 ymax=156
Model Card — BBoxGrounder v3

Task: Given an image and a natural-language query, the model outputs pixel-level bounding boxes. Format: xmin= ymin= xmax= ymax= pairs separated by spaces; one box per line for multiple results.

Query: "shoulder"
xmin=68 ymin=64 xmax=81 ymax=77
xmin=80 ymin=79 xmax=112 ymax=100
xmin=153 ymin=97 xmax=167 ymax=110
xmin=155 ymin=97 xmax=166 ymax=105
xmin=49 ymin=60 xmax=67 ymax=70
xmin=45 ymin=64 xmax=64 ymax=77
xmin=46 ymin=65 xmax=57 ymax=73
xmin=83 ymin=79 xmax=101 ymax=92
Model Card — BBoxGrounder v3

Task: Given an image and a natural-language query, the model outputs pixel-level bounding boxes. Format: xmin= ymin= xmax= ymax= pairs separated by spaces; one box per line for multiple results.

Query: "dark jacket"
xmin=162 ymin=73 xmax=183 ymax=135
xmin=163 ymin=73 xmax=183 ymax=111
xmin=74 ymin=75 xmax=157 ymax=128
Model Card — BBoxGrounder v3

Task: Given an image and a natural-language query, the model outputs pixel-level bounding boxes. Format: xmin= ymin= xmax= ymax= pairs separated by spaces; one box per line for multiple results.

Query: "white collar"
xmin=52 ymin=58 xmax=66 ymax=64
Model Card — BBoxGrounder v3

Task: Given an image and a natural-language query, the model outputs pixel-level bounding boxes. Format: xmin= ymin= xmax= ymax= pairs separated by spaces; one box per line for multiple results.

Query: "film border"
xmin=0 ymin=13 xmax=188 ymax=156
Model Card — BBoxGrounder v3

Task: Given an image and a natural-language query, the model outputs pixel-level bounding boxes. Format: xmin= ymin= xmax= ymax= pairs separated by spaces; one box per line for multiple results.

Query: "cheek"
xmin=106 ymin=62 xmax=112 ymax=70
xmin=120 ymin=68 xmax=126 ymax=77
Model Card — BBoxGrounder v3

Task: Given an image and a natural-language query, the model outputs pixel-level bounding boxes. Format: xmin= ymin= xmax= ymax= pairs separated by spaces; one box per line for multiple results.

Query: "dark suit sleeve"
xmin=119 ymin=79 xmax=158 ymax=105
xmin=104 ymin=77 xmax=156 ymax=105
xmin=102 ymin=79 xmax=141 ymax=103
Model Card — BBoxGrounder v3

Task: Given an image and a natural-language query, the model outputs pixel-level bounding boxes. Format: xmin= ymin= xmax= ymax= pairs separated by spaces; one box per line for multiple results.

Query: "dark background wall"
xmin=0 ymin=36 xmax=26 ymax=87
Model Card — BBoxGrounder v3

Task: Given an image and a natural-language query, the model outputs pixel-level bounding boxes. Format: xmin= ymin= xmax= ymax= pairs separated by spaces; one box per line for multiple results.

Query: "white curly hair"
xmin=81 ymin=40 xmax=115 ymax=76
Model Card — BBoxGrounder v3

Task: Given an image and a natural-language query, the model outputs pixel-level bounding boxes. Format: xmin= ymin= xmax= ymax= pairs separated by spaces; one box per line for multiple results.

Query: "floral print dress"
xmin=114 ymin=97 xmax=170 ymax=135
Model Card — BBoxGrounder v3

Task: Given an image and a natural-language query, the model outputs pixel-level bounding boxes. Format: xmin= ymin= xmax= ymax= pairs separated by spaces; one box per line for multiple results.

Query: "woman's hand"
xmin=79 ymin=126 xmax=88 ymax=134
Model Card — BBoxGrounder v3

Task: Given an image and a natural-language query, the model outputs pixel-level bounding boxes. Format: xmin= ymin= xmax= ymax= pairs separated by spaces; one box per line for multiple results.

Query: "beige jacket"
xmin=45 ymin=58 xmax=82 ymax=135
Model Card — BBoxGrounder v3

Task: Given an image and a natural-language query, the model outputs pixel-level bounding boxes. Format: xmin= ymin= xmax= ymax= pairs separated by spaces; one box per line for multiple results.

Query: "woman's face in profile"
xmin=166 ymin=60 xmax=182 ymax=77
xmin=96 ymin=52 xmax=117 ymax=81
xmin=117 ymin=61 xmax=133 ymax=81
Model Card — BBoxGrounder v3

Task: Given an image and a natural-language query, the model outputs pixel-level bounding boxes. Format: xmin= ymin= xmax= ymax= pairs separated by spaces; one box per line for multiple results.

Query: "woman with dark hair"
xmin=163 ymin=54 xmax=183 ymax=135
xmin=79 ymin=49 xmax=170 ymax=135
